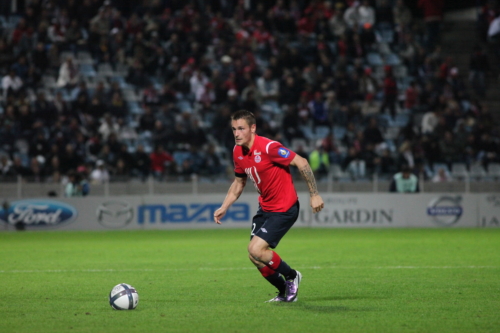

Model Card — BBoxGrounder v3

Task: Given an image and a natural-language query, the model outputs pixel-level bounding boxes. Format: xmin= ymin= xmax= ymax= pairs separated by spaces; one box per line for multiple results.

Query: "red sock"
xmin=267 ymin=251 xmax=281 ymax=270
xmin=258 ymin=266 xmax=275 ymax=277
xmin=267 ymin=251 xmax=296 ymax=280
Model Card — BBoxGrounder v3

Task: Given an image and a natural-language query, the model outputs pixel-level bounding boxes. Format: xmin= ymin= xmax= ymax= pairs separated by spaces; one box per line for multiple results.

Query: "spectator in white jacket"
xmin=358 ymin=0 xmax=376 ymax=28
xmin=256 ymin=68 xmax=279 ymax=101
xmin=2 ymin=70 xmax=23 ymax=98
xmin=329 ymin=4 xmax=348 ymax=37
xmin=90 ymin=159 xmax=110 ymax=184
xmin=189 ymin=70 xmax=209 ymax=97
xmin=57 ymin=56 xmax=79 ymax=88
xmin=344 ymin=0 xmax=375 ymax=30
xmin=98 ymin=113 xmax=120 ymax=141
xmin=421 ymin=110 xmax=439 ymax=134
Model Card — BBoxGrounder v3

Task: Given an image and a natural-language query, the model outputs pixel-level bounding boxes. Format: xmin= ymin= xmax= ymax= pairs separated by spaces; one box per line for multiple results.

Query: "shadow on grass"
xmin=306 ymin=295 xmax=386 ymax=301
xmin=270 ymin=295 xmax=382 ymax=313
xmin=299 ymin=304 xmax=352 ymax=313
xmin=274 ymin=302 xmax=375 ymax=313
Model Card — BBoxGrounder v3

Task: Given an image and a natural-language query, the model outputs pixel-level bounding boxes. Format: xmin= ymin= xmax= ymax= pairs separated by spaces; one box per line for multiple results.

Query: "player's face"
xmin=231 ymin=119 xmax=255 ymax=148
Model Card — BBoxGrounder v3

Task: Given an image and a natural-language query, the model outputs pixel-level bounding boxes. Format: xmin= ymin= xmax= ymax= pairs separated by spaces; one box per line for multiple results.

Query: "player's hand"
xmin=310 ymin=195 xmax=324 ymax=214
xmin=213 ymin=207 xmax=227 ymax=224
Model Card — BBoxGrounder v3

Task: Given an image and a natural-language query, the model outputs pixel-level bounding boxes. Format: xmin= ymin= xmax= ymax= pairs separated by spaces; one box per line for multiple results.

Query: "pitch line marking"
xmin=0 ymin=266 xmax=498 ymax=274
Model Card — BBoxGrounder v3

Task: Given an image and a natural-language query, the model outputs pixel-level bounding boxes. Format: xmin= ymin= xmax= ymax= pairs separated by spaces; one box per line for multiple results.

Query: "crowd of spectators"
xmin=0 ymin=0 xmax=499 ymax=189
xmin=478 ymin=0 xmax=500 ymax=90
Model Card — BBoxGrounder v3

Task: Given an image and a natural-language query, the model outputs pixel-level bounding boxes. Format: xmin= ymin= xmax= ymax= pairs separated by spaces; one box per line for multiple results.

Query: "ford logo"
xmin=0 ymin=200 xmax=77 ymax=227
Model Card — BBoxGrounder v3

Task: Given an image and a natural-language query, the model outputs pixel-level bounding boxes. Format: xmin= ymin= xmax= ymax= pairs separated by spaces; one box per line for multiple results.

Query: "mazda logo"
xmin=96 ymin=201 xmax=133 ymax=228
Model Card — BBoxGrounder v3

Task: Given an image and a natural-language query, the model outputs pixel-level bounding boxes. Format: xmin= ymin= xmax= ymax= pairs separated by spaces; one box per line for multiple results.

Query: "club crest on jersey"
xmin=278 ymin=148 xmax=290 ymax=158
xmin=254 ymin=155 xmax=261 ymax=163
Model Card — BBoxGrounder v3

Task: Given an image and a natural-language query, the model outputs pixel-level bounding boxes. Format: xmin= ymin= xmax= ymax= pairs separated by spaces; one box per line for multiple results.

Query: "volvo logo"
xmin=427 ymin=196 xmax=463 ymax=226
xmin=96 ymin=201 xmax=133 ymax=228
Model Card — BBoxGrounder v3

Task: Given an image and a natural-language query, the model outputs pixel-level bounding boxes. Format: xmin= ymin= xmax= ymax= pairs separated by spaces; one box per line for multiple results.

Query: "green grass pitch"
xmin=1 ymin=228 xmax=499 ymax=333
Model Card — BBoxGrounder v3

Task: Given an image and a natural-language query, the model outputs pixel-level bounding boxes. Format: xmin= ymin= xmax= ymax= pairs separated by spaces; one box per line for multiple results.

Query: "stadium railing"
xmin=0 ymin=173 xmax=498 ymax=199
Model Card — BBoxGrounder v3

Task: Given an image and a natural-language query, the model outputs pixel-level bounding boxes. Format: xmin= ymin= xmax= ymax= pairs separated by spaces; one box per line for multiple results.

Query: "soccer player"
xmin=214 ymin=110 xmax=324 ymax=302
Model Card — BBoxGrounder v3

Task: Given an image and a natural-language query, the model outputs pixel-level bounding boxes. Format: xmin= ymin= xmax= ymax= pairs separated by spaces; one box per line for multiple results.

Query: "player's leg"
xmin=249 ymin=201 xmax=302 ymax=302
xmin=250 ymin=210 xmax=287 ymax=301
xmin=248 ymin=251 xmax=286 ymax=302
xmin=248 ymin=236 xmax=301 ymax=302
xmin=248 ymin=235 xmax=297 ymax=281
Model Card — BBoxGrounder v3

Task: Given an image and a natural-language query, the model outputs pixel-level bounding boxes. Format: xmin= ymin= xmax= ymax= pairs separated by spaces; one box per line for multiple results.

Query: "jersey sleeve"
xmin=233 ymin=151 xmax=246 ymax=177
xmin=266 ymin=142 xmax=296 ymax=166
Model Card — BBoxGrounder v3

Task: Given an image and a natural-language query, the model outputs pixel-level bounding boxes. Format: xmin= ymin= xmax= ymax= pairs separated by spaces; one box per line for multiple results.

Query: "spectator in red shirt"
xmin=12 ymin=18 xmax=34 ymax=45
xmin=150 ymin=145 xmax=174 ymax=181
xmin=379 ymin=66 xmax=398 ymax=119
xmin=438 ymin=56 xmax=453 ymax=82
xmin=405 ymin=81 xmax=419 ymax=110
xmin=418 ymin=0 xmax=445 ymax=51
xmin=297 ymin=11 xmax=316 ymax=35
xmin=126 ymin=13 xmax=144 ymax=35
xmin=337 ymin=33 xmax=348 ymax=57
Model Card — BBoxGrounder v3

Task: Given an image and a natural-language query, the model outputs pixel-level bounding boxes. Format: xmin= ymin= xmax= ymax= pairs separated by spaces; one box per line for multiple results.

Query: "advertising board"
xmin=478 ymin=194 xmax=500 ymax=227
xmin=297 ymin=193 xmax=478 ymax=228
xmin=0 ymin=195 xmax=258 ymax=231
xmin=0 ymin=193 xmax=491 ymax=231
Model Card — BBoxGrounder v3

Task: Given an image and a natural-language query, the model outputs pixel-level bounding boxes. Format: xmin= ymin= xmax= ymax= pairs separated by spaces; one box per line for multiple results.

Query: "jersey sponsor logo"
xmin=254 ymin=155 xmax=261 ymax=163
xmin=245 ymin=167 xmax=261 ymax=185
xmin=278 ymin=148 xmax=290 ymax=158
xmin=245 ymin=167 xmax=262 ymax=194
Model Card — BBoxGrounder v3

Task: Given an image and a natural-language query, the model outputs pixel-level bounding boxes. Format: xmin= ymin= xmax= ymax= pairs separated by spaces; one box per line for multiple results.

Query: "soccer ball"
xmin=109 ymin=283 xmax=139 ymax=310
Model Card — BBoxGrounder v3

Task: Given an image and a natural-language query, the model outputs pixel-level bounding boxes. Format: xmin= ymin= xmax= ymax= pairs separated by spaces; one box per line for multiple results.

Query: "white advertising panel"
xmin=398 ymin=194 xmax=478 ymax=228
xmin=0 ymin=193 xmax=489 ymax=231
xmin=296 ymin=193 xmax=478 ymax=228
xmin=0 ymin=195 xmax=259 ymax=231
xmin=478 ymin=194 xmax=500 ymax=227
xmin=296 ymin=194 xmax=403 ymax=227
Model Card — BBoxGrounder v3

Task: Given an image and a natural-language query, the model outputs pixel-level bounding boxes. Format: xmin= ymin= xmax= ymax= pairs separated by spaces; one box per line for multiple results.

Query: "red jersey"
xmin=233 ymin=135 xmax=298 ymax=212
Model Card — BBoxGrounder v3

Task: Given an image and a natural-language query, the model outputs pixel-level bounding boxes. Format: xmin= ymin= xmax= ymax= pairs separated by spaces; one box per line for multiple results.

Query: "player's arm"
xmin=214 ymin=175 xmax=247 ymax=224
xmin=290 ymin=154 xmax=324 ymax=213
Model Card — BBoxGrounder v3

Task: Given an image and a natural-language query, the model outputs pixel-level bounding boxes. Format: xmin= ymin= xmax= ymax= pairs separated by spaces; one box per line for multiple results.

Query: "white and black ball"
xmin=109 ymin=283 xmax=139 ymax=310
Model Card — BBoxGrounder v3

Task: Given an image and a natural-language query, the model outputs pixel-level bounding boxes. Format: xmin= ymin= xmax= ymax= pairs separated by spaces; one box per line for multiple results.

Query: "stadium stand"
xmin=0 ymin=0 xmax=498 ymax=190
